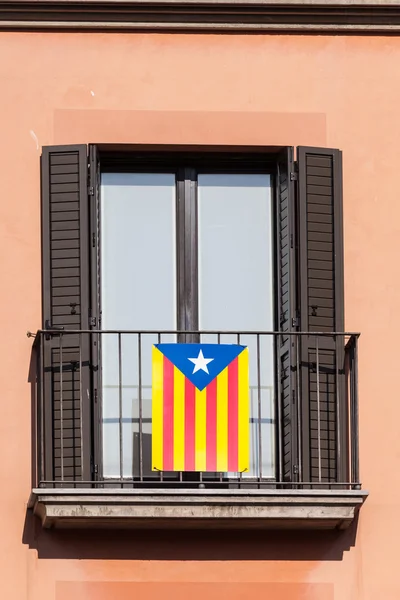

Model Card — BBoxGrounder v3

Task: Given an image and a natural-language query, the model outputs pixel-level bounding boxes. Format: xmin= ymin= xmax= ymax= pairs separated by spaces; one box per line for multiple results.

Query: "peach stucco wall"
xmin=0 ymin=30 xmax=398 ymax=600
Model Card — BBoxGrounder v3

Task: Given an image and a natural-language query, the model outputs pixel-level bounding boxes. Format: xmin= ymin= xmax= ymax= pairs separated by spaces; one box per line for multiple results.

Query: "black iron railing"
xmin=29 ymin=330 xmax=360 ymax=490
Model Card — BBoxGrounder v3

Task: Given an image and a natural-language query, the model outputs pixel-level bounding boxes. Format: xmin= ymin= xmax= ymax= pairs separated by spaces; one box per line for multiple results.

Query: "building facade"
xmin=0 ymin=1 xmax=398 ymax=598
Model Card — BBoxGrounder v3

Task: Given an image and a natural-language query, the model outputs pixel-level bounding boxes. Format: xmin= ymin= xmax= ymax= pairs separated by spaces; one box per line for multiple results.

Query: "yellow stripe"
xmin=195 ymin=386 xmax=207 ymax=471
xmin=173 ymin=366 xmax=185 ymax=471
xmin=238 ymin=348 xmax=250 ymax=472
xmin=216 ymin=366 xmax=228 ymax=472
xmin=151 ymin=346 xmax=164 ymax=471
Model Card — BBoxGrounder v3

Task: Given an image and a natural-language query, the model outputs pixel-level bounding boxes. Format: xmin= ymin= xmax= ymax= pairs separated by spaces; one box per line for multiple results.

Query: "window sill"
xmin=28 ymin=488 xmax=368 ymax=530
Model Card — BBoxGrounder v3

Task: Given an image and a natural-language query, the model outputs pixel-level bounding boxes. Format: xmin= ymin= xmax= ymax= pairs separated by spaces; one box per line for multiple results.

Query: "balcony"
xmin=28 ymin=329 xmax=367 ymax=530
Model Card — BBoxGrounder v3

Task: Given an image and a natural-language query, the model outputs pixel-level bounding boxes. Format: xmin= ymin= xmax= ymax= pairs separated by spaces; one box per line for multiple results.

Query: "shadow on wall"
xmin=22 ymin=510 xmax=359 ymax=561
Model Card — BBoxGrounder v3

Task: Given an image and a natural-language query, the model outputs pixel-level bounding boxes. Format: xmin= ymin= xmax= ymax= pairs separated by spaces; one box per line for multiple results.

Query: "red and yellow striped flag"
xmin=152 ymin=343 xmax=249 ymax=472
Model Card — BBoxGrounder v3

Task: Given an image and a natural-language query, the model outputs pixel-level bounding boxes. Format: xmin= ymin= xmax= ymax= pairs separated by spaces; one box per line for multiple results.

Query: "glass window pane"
xmin=198 ymin=174 xmax=275 ymax=478
xmin=100 ymin=173 xmax=176 ymax=478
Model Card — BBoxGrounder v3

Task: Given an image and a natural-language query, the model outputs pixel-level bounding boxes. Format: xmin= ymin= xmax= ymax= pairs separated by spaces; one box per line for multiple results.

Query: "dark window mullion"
xmin=177 ymin=167 xmax=198 ymax=340
xmin=185 ymin=167 xmax=198 ymax=336
xmin=176 ymin=168 xmax=186 ymax=333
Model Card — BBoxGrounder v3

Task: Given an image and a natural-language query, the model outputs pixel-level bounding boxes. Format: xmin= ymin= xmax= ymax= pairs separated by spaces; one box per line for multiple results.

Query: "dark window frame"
xmin=92 ymin=149 xmax=280 ymax=482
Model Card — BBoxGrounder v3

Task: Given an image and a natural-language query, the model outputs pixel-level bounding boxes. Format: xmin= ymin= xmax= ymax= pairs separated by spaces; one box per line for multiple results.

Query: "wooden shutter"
xmin=276 ymin=147 xmax=299 ymax=483
xmin=88 ymin=144 xmax=102 ymax=478
xmin=41 ymin=145 xmax=92 ymax=484
xmin=297 ymin=147 xmax=347 ymax=483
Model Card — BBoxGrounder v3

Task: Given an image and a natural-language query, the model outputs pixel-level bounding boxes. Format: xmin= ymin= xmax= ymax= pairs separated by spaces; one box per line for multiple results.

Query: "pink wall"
xmin=0 ymin=31 xmax=398 ymax=600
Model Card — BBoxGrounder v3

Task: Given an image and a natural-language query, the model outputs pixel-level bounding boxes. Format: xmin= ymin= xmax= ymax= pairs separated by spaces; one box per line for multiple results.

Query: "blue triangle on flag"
xmin=155 ymin=343 xmax=246 ymax=391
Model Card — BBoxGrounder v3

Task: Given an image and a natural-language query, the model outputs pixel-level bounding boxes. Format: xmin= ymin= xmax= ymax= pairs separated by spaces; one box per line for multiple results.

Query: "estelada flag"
xmin=152 ymin=343 xmax=249 ymax=473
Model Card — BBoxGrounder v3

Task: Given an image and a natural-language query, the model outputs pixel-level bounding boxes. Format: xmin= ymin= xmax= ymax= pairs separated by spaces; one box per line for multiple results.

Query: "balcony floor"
xmin=29 ymin=487 xmax=368 ymax=530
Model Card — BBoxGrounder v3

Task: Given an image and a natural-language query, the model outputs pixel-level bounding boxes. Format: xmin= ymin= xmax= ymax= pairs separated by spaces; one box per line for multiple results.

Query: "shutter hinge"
xmin=290 ymin=233 xmax=294 ymax=248
xmin=88 ymin=186 xmax=94 ymax=196
xmin=292 ymin=389 xmax=295 ymax=404
xmin=290 ymin=172 xmax=298 ymax=181
xmin=94 ymin=388 xmax=98 ymax=403
xmin=292 ymin=317 xmax=299 ymax=328
xmin=89 ymin=316 xmax=96 ymax=327
xmin=293 ymin=465 xmax=299 ymax=475
xmin=92 ymin=232 xmax=96 ymax=248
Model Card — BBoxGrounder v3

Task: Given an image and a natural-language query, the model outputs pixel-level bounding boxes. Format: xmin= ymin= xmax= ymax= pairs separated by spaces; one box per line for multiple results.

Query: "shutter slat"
xmin=54 ymin=437 xmax=82 ymax=449
xmin=306 ymin=166 xmax=332 ymax=177
xmin=52 ymin=259 xmax=80 ymax=271
xmin=50 ymin=193 xmax=81 ymax=203
xmin=307 ymin=203 xmax=333 ymax=215
xmin=51 ymin=220 xmax=80 ymax=231
xmin=306 ymin=176 xmax=333 ymax=187
xmin=306 ymin=156 xmax=332 ymax=168
xmin=51 ymin=230 xmax=80 ymax=240
xmin=309 ymin=278 xmax=334 ymax=289
xmin=52 ymin=286 xmax=80 ymax=297
xmin=51 ymin=202 xmax=80 ymax=213
xmin=52 ymin=239 xmax=80 ymax=250
xmin=308 ymin=260 xmax=334 ymax=271
xmin=308 ymin=250 xmax=333 ymax=262
xmin=307 ymin=213 xmax=333 ymax=225
xmin=52 ymin=257 xmax=80 ymax=268
xmin=309 ymin=287 xmax=334 ymax=299
xmin=307 ymin=194 xmax=335 ymax=206
xmin=53 ymin=305 xmax=81 ymax=316
xmin=51 ymin=276 xmax=80 ymax=287
xmin=52 ymin=295 xmax=80 ymax=306
xmin=51 ymin=173 xmax=80 ymax=184
xmin=52 ymin=249 xmax=80 ymax=260
xmin=308 ymin=270 xmax=334 ymax=281
xmin=51 ymin=211 xmax=80 ymax=222
xmin=50 ymin=163 xmax=79 ymax=175
xmin=308 ymin=231 xmax=334 ymax=243
xmin=306 ymin=185 xmax=332 ymax=196
xmin=50 ymin=182 xmax=80 ymax=194
xmin=307 ymin=222 xmax=333 ymax=234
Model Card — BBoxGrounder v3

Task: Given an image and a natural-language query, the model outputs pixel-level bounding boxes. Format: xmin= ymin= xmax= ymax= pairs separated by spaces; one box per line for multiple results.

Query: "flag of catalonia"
xmin=152 ymin=343 xmax=249 ymax=473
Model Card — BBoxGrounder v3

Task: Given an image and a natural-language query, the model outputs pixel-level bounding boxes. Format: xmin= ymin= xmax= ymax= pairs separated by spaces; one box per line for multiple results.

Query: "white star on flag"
xmin=188 ymin=349 xmax=214 ymax=374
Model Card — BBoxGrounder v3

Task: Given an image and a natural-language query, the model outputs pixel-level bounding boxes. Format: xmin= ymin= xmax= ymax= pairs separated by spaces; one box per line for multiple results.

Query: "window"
xmin=99 ymin=169 xmax=275 ymax=479
xmin=40 ymin=145 xmax=348 ymax=488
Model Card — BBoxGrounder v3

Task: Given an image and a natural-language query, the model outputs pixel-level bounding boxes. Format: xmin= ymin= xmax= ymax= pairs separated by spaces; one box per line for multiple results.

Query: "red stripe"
xmin=206 ymin=376 xmax=217 ymax=471
xmin=184 ymin=378 xmax=196 ymax=471
xmin=162 ymin=356 xmax=174 ymax=471
xmin=228 ymin=357 xmax=239 ymax=472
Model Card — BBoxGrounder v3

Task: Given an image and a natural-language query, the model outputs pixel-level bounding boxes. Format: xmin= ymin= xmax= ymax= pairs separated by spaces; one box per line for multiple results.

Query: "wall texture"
xmin=0 ymin=31 xmax=397 ymax=600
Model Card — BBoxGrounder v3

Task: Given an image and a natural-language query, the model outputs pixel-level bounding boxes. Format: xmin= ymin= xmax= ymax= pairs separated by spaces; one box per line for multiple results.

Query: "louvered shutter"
xmin=41 ymin=145 xmax=92 ymax=484
xmin=276 ymin=147 xmax=299 ymax=483
xmin=88 ymin=144 xmax=102 ymax=477
xmin=297 ymin=147 xmax=347 ymax=483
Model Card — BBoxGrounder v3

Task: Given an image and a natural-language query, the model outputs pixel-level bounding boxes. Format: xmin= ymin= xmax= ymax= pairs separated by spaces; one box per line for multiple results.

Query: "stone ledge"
xmin=3 ymin=1 xmax=400 ymax=32
xmin=29 ymin=488 xmax=368 ymax=530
